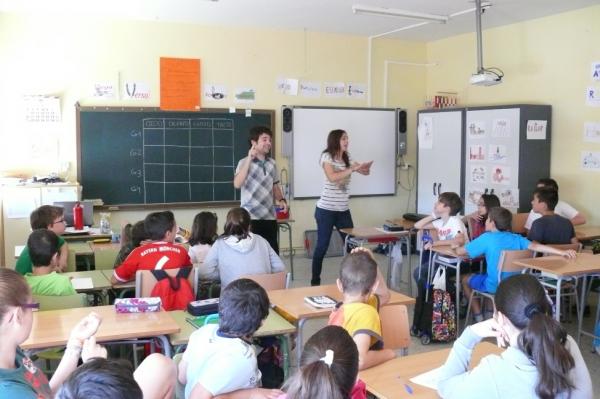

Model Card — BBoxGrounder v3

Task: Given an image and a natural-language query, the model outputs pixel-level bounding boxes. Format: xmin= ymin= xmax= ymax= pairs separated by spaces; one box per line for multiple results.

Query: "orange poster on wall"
xmin=160 ymin=57 xmax=201 ymax=110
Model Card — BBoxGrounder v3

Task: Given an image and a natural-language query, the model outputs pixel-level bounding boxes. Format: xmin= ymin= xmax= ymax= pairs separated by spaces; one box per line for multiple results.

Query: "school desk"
xmin=513 ymin=253 xmax=600 ymax=342
xmin=359 ymin=341 xmax=503 ymax=399
xmin=62 ymin=269 xmax=112 ymax=304
xmin=268 ymin=284 xmax=415 ymax=367
xmin=168 ymin=309 xmax=296 ymax=377
xmin=339 ymin=226 xmax=413 ymax=290
xmin=21 ymin=305 xmax=180 ymax=357
xmin=575 ymin=225 xmax=600 ymax=242
xmin=277 ymin=218 xmax=295 ymax=279
xmin=385 ymin=218 xmax=416 ymax=231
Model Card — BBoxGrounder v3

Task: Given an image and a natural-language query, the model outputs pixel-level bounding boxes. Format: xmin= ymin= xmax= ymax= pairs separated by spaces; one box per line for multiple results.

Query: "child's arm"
xmin=528 ymin=242 xmax=577 ymax=258
xmin=414 ymin=215 xmax=436 ymax=230
xmin=57 ymin=242 xmax=69 ymax=272
xmin=354 ymin=333 xmax=395 ymax=370
xmin=431 ymin=231 xmax=467 ymax=248
xmin=215 ymin=388 xmax=284 ymax=399
xmin=373 ymin=266 xmax=391 ymax=306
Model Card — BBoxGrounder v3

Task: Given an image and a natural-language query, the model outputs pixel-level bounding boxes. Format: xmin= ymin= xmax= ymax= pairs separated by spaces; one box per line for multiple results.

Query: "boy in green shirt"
xmin=16 ymin=205 xmax=69 ymax=275
xmin=24 ymin=229 xmax=76 ymax=296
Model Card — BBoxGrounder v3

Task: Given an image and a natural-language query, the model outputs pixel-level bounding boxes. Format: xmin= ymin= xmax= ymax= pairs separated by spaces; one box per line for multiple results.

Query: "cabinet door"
xmin=417 ymin=111 xmax=463 ymax=214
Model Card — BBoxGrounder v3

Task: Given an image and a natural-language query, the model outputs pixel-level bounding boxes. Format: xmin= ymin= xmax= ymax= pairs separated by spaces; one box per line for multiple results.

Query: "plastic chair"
xmin=239 ymin=271 xmax=289 ymax=291
xmin=33 ymin=293 xmax=88 ymax=310
xmin=465 ymin=249 xmax=533 ymax=325
xmin=380 ymin=304 xmax=410 ymax=356
xmin=135 ymin=267 xmax=198 ymax=298
xmin=93 ymin=246 xmax=120 ymax=270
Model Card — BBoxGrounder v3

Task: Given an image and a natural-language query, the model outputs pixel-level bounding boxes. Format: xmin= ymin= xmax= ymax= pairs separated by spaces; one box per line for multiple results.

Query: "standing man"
xmin=233 ymin=126 xmax=287 ymax=254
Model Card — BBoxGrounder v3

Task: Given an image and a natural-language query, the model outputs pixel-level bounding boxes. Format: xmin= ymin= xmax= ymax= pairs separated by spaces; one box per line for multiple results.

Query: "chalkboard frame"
xmin=76 ymin=105 xmax=275 ymax=210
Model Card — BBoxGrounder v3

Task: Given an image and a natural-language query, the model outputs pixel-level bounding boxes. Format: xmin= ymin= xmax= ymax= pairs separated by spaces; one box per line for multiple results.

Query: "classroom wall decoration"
xmin=581 ymin=151 xmax=600 ymax=171
xmin=584 ymin=122 xmax=600 ymax=143
xmin=77 ymin=106 xmax=274 ymax=206
xmin=160 ymin=57 xmax=201 ymax=111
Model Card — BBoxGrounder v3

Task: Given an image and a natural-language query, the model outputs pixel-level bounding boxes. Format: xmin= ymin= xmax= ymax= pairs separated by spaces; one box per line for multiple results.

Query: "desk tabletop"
xmin=268 ymin=284 xmax=415 ymax=322
xmin=88 ymin=242 xmax=121 ymax=252
xmin=21 ymin=305 xmax=180 ymax=350
xmin=385 ymin=218 xmax=416 ymax=230
xmin=575 ymin=225 xmax=600 ymax=241
xmin=168 ymin=308 xmax=296 ymax=346
xmin=62 ymin=270 xmax=112 ymax=291
xmin=100 ymin=269 xmax=136 ymax=289
xmin=340 ymin=226 xmax=411 ymax=239
xmin=359 ymin=342 xmax=502 ymax=399
xmin=513 ymin=253 xmax=600 ymax=276
xmin=68 ymin=241 xmax=95 ymax=256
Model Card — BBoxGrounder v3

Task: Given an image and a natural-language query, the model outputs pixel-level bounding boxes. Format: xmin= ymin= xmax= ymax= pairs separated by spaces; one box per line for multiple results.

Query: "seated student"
xmin=0 ymin=268 xmax=176 ymax=399
xmin=279 ymin=325 xmax=366 ymax=399
xmin=456 ymin=207 xmax=577 ymax=321
xmin=199 ymin=208 xmax=284 ymax=288
xmin=179 ymin=278 xmax=282 ymax=399
xmin=328 ymin=248 xmax=395 ymax=371
xmin=465 ymin=194 xmax=500 ymax=240
xmin=24 ymin=229 xmax=76 ymax=296
xmin=413 ymin=192 xmax=469 ymax=285
xmin=525 ymin=178 xmax=586 ymax=230
xmin=188 ymin=211 xmax=218 ymax=267
xmin=113 ymin=221 xmax=149 ymax=268
xmin=437 ymin=274 xmax=592 ymax=399
xmin=16 ymin=205 xmax=69 ymax=275
xmin=111 ymin=211 xmax=191 ymax=284
xmin=528 ymin=187 xmax=578 ymax=245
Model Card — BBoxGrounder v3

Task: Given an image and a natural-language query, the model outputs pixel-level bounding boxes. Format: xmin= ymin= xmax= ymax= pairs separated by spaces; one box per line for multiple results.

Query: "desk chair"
xmin=511 ymin=213 xmax=529 ymax=235
xmin=380 ymin=304 xmax=410 ymax=356
xmin=240 ymin=271 xmax=290 ymax=291
xmin=93 ymin=247 xmax=120 ymax=270
xmin=135 ymin=267 xmax=199 ymax=298
xmin=465 ymin=249 xmax=533 ymax=326
xmin=535 ymin=243 xmax=582 ymax=322
xmin=32 ymin=293 xmax=88 ymax=373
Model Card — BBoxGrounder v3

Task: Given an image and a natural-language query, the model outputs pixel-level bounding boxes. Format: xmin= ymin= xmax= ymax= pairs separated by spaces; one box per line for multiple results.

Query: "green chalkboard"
xmin=77 ymin=106 xmax=274 ymax=206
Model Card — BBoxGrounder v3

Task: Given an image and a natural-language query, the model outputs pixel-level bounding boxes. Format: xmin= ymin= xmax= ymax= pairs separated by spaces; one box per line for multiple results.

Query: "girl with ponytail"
xmin=438 ymin=273 xmax=592 ymax=398
xmin=280 ymin=325 xmax=366 ymax=399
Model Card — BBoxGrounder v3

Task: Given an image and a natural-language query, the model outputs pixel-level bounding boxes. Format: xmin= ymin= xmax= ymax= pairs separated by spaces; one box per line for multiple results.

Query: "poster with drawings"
xmin=492 ymin=118 xmax=511 ymax=138
xmin=469 ymin=165 xmax=487 ymax=184
xmin=581 ymin=151 xmax=600 ymax=171
xmin=466 ymin=188 xmax=485 ymax=208
xmin=498 ymin=188 xmax=520 ymax=208
xmin=468 ymin=121 xmax=486 ymax=138
xmin=468 ymin=145 xmax=486 ymax=161
xmin=490 ymin=165 xmax=511 ymax=185
xmin=584 ymin=122 xmax=600 ymax=143
xmin=488 ymin=144 xmax=508 ymax=163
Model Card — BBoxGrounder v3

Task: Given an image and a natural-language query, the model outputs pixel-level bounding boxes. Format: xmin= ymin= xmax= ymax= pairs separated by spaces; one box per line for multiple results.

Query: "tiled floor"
xmin=280 ymin=250 xmax=600 ymax=395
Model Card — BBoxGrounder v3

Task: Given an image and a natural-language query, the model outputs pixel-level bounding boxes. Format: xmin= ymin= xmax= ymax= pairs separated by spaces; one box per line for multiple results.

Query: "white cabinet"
xmin=1 ymin=183 xmax=80 ymax=268
xmin=416 ymin=109 xmax=464 ymax=214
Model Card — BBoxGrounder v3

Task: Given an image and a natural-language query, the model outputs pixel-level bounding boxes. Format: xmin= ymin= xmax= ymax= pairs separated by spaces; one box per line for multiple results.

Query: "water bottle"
xmin=99 ymin=212 xmax=111 ymax=234
xmin=73 ymin=202 xmax=84 ymax=230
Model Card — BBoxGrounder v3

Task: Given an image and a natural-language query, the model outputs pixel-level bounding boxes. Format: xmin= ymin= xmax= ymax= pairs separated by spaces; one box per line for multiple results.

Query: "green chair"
xmin=93 ymin=246 xmax=120 ymax=270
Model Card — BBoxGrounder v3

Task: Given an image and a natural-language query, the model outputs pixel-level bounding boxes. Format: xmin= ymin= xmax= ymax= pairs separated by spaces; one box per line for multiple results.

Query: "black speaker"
xmin=282 ymin=107 xmax=293 ymax=133
xmin=398 ymin=109 xmax=407 ymax=133
xmin=281 ymin=106 xmax=293 ymax=157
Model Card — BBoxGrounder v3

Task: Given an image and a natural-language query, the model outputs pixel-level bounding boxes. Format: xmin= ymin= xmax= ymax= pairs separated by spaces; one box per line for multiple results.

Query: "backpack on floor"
xmin=150 ymin=267 xmax=194 ymax=311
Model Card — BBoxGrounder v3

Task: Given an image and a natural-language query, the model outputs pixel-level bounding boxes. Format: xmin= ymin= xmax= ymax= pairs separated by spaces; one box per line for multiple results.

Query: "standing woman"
xmin=311 ymin=130 xmax=372 ymax=286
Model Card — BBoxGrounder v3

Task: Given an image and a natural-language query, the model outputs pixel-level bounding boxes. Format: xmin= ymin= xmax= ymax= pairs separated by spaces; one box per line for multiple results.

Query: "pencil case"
xmin=187 ymin=298 xmax=219 ymax=316
xmin=114 ymin=297 xmax=162 ymax=313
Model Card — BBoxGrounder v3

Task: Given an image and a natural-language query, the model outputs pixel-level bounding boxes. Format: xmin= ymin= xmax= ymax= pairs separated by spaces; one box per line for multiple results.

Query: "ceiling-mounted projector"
xmin=470 ymin=71 xmax=502 ymax=86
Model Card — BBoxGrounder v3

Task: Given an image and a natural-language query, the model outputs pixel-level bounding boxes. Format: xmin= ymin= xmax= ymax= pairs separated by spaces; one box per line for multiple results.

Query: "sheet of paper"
xmin=276 ymin=78 xmax=299 ymax=96
xmin=581 ymin=151 xmax=600 ymax=171
xmin=584 ymin=122 xmax=600 ymax=143
xmin=592 ymin=61 xmax=600 ymax=81
xmin=203 ymin=84 xmax=227 ymax=101
xmin=71 ymin=277 xmax=94 ymax=290
xmin=323 ymin=82 xmax=345 ymax=98
xmin=299 ymin=81 xmax=321 ymax=97
xmin=467 ymin=120 xmax=486 ymax=139
xmin=526 ymin=120 xmax=547 ymax=140
xmin=347 ymin=82 xmax=366 ymax=99
xmin=160 ymin=57 xmax=201 ymax=110
xmin=234 ymin=87 xmax=256 ymax=103
xmin=123 ymin=81 xmax=151 ymax=100
xmin=586 ymin=87 xmax=600 ymax=107
xmin=409 ymin=366 xmax=442 ymax=390
xmin=15 ymin=245 xmax=25 ymax=258
xmin=418 ymin=117 xmax=433 ymax=149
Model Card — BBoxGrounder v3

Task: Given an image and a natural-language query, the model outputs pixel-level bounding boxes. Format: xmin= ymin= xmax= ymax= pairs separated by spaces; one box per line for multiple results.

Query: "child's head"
xmin=130 ymin=221 xmax=149 ymax=248
xmin=0 ymin=268 xmax=33 ymax=343
xmin=144 ymin=211 xmax=176 ymax=242
xmin=189 ymin=212 xmax=218 ymax=246
xmin=56 ymin=358 xmax=142 ymax=399
xmin=283 ymin=325 xmax=359 ymax=399
xmin=324 ymin=129 xmax=350 ymax=167
xmin=495 ymin=274 xmax=574 ymax=398
xmin=27 ymin=229 xmax=60 ymax=268
xmin=222 ymin=207 xmax=251 ymax=240
xmin=486 ymin=207 xmax=512 ymax=232
xmin=435 ymin=192 xmax=463 ymax=217
xmin=218 ymin=278 xmax=269 ymax=338
xmin=531 ymin=187 xmax=558 ymax=213
xmin=338 ymin=251 xmax=377 ymax=297
xmin=536 ymin=177 xmax=559 ymax=191
xmin=249 ymin=126 xmax=272 ymax=155
xmin=477 ymin=194 xmax=500 ymax=217
xmin=30 ymin=205 xmax=66 ymax=235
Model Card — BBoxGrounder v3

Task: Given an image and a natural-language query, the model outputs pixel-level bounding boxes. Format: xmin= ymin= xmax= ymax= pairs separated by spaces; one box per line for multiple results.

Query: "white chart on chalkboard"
xmin=290 ymin=106 xmax=398 ymax=198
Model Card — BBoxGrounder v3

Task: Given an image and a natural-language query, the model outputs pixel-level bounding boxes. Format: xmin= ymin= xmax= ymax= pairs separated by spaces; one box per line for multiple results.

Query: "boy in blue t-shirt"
xmin=453 ymin=207 xmax=576 ymax=321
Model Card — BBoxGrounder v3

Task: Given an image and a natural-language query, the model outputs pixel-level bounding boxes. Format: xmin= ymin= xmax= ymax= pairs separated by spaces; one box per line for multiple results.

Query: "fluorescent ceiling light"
xmin=352 ymin=4 xmax=448 ymax=23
